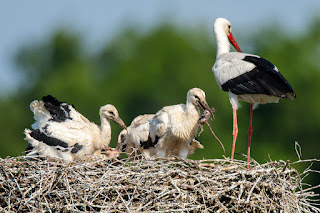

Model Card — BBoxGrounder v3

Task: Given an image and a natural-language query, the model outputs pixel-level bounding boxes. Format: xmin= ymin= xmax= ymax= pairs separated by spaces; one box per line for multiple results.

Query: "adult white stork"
xmin=212 ymin=18 xmax=296 ymax=167
xmin=148 ymin=88 xmax=213 ymax=158
xmin=116 ymin=114 xmax=204 ymax=159
xmin=24 ymin=95 xmax=126 ymax=161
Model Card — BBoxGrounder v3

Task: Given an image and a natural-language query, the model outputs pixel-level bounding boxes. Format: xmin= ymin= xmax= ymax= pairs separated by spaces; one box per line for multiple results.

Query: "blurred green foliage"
xmin=0 ymin=19 xmax=319 ymax=189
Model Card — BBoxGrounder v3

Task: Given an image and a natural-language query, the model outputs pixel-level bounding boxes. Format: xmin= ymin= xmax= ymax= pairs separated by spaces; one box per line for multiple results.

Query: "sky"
xmin=0 ymin=1 xmax=319 ymax=97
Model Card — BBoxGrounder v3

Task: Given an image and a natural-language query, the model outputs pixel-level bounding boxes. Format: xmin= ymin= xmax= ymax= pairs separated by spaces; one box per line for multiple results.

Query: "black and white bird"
xmin=212 ymin=18 xmax=296 ymax=167
xmin=116 ymin=113 xmax=204 ymax=159
xmin=117 ymin=114 xmax=155 ymax=159
xmin=24 ymin=95 xmax=127 ymax=161
xmin=146 ymin=88 xmax=212 ymax=158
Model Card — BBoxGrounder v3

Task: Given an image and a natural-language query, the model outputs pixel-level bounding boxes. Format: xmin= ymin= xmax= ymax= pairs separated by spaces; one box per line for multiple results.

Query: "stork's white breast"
xmin=212 ymin=52 xmax=257 ymax=86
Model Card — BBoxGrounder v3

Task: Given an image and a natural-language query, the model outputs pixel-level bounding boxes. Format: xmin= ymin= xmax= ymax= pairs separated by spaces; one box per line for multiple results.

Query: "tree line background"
xmin=0 ymin=18 xmax=319 ymax=189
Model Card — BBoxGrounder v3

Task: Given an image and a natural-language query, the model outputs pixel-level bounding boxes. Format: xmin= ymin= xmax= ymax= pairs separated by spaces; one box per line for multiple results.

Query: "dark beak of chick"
xmin=113 ymin=117 xmax=127 ymax=129
xmin=197 ymin=100 xmax=215 ymax=118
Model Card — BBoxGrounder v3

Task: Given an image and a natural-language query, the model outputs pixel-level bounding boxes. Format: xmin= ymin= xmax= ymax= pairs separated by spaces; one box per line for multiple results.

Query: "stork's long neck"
xmin=186 ymin=101 xmax=199 ymax=116
xmin=171 ymin=101 xmax=200 ymax=141
xmin=98 ymin=117 xmax=112 ymax=149
xmin=185 ymin=101 xmax=201 ymax=127
xmin=214 ymin=26 xmax=230 ymax=57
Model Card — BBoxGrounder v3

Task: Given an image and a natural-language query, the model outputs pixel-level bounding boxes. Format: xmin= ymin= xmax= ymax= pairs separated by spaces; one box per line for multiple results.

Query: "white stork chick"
xmin=188 ymin=138 xmax=204 ymax=156
xmin=212 ymin=18 xmax=296 ymax=167
xmin=117 ymin=114 xmax=204 ymax=159
xmin=148 ymin=88 xmax=212 ymax=158
xmin=116 ymin=114 xmax=155 ymax=159
xmin=24 ymin=95 xmax=127 ymax=161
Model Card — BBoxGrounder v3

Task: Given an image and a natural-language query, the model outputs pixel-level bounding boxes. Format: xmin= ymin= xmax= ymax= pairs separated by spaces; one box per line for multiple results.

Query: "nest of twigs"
xmin=0 ymin=156 xmax=319 ymax=212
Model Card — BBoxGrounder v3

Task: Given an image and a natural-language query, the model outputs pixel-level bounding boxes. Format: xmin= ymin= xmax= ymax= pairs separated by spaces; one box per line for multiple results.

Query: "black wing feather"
xmin=42 ymin=95 xmax=73 ymax=122
xmin=30 ymin=129 xmax=69 ymax=148
xmin=140 ymin=135 xmax=160 ymax=149
xmin=221 ymin=56 xmax=296 ymax=99
xmin=28 ymin=129 xmax=84 ymax=154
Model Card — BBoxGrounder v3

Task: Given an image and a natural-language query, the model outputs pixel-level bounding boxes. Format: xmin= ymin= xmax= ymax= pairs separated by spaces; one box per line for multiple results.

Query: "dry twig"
xmin=198 ymin=108 xmax=225 ymax=154
xmin=0 ymin=156 xmax=319 ymax=212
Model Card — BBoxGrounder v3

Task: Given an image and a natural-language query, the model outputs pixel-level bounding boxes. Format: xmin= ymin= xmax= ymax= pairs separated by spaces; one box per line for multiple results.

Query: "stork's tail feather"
xmin=284 ymin=92 xmax=296 ymax=100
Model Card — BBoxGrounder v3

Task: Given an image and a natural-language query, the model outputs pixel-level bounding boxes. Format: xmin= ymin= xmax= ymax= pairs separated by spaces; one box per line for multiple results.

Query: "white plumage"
xmin=213 ymin=18 xmax=295 ymax=108
xmin=212 ymin=18 xmax=296 ymax=167
xmin=117 ymin=114 xmax=156 ymax=159
xmin=116 ymin=113 xmax=204 ymax=159
xmin=24 ymin=95 xmax=126 ymax=161
xmin=213 ymin=52 xmax=256 ymax=91
xmin=148 ymin=88 xmax=211 ymax=158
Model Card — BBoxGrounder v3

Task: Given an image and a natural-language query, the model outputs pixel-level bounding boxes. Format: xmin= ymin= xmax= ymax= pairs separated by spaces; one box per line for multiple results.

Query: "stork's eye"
xmin=109 ymin=111 xmax=115 ymax=116
xmin=228 ymin=25 xmax=231 ymax=30
xmin=194 ymin=95 xmax=200 ymax=100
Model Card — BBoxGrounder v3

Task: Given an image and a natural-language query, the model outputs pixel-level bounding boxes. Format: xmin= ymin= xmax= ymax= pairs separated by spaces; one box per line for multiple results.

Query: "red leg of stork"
xmin=247 ymin=103 xmax=253 ymax=169
xmin=231 ymin=108 xmax=238 ymax=161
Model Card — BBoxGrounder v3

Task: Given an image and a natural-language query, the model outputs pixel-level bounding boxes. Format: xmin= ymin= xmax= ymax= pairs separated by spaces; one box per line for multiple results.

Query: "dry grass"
xmin=0 ymin=155 xmax=319 ymax=212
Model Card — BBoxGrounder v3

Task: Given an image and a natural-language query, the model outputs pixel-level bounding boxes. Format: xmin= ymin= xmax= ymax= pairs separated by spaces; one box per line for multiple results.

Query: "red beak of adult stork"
xmin=228 ymin=32 xmax=242 ymax=52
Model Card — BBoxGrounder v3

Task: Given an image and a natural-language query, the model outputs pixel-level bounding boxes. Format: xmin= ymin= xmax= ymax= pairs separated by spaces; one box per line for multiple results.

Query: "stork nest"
xmin=0 ymin=156 xmax=319 ymax=212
